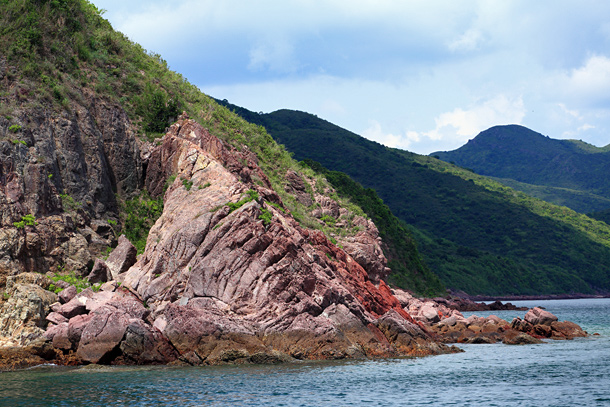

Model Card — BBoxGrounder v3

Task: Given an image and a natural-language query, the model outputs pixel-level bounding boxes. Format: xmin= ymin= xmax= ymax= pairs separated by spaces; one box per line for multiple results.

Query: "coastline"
xmin=461 ymin=293 xmax=610 ymax=302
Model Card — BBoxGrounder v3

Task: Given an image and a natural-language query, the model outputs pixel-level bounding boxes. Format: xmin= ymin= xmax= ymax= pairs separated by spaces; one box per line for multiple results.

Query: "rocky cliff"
xmin=0 ymin=115 xmax=588 ymax=368
xmin=30 ymin=116 xmax=451 ymax=366
xmin=0 ymin=92 xmax=142 ymax=288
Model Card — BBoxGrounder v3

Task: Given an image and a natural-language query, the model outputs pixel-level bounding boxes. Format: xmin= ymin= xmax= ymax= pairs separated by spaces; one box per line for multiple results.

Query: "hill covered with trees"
xmin=216 ymin=103 xmax=610 ymax=296
xmin=432 ymin=125 xmax=610 ymax=214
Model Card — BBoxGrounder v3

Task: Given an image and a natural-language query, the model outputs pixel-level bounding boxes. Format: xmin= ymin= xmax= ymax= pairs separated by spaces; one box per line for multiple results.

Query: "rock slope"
xmin=40 ymin=116 xmax=454 ymax=365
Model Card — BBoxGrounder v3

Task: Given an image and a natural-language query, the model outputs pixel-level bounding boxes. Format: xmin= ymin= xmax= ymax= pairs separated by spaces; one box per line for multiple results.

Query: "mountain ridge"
xmin=432 ymin=125 xmax=610 ymax=213
xmin=215 ymin=102 xmax=610 ymax=296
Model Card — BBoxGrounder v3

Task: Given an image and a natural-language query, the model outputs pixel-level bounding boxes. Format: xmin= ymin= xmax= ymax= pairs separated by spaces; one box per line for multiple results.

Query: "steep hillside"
xmin=216 ymin=103 xmax=610 ymax=296
xmin=432 ymin=125 xmax=610 ymax=213
xmin=0 ymin=0 xmax=439 ymax=296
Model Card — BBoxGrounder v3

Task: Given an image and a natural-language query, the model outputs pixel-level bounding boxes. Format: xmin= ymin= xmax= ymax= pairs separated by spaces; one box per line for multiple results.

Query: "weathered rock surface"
xmin=104 ymin=235 xmax=137 ymax=280
xmin=0 ymin=278 xmax=57 ymax=347
xmin=0 ymin=96 xmax=137 ymax=293
xmin=117 ymin=117 xmax=453 ymax=364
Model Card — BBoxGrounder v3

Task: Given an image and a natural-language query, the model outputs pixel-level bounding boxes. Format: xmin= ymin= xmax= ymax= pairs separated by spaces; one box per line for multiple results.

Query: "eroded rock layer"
xmin=35 ymin=117 xmax=454 ymax=366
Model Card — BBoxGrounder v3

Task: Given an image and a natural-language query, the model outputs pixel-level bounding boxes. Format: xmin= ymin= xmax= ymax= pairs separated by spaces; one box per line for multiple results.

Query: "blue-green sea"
xmin=1 ymin=298 xmax=609 ymax=406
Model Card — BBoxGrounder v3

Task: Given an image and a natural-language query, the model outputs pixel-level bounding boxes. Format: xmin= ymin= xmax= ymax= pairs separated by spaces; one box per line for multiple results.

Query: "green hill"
xmin=0 ymin=0 xmax=440 ymax=295
xmin=216 ymin=103 xmax=610 ymax=296
xmin=432 ymin=125 xmax=610 ymax=213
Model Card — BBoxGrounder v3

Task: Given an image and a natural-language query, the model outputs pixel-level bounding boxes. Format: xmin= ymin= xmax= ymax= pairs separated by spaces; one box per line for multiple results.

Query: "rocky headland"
xmin=0 ymin=117 xmax=589 ymax=371
xmin=0 ymin=117 xmax=455 ymax=369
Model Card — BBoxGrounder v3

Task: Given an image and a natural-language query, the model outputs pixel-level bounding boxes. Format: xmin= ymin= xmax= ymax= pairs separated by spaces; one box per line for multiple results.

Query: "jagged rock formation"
xmin=0 ymin=98 xmax=141 ymax=287
xmin=35 ymin=116 xmax=454 ymax=366
xmin=123 ymin=116 xmax=451 ymax=363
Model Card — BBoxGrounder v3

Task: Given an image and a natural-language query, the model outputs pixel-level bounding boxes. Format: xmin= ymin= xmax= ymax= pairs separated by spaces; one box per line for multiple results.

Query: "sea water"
xmin=1 ymin=298 xmax=609 ymax=406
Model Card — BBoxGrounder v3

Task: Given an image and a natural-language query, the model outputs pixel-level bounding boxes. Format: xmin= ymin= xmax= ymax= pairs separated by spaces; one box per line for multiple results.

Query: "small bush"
xmin=9 ymin=124 xmax=21 ymax=133
xmin=181 ymin=178 xmax=193 ymax=191
xmin=11 ymin=139 xmax=27 ymax=146
xmin=49 ymin=271 xmax=101 ymax=294
xmin=258 ymin=208 xmax=273 ymax=225
xmin=60 ymin=193 xmax=82 ymax=211
xmin=13 ymin=214 xmax=37 ymax=228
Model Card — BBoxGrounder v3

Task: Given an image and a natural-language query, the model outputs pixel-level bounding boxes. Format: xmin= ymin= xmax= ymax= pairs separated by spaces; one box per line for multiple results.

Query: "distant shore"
xmin=462 ymin=293 xmax=610 ymax=302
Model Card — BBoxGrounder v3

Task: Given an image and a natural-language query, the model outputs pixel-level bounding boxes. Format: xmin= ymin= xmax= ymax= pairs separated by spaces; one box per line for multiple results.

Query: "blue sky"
xmin=91 ymin=0 xmax=610 ymax=154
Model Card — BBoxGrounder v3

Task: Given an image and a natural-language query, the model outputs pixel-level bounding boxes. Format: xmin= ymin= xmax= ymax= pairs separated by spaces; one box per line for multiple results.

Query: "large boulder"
xmin=0 ymin=283 xmax=57 ymax=346
xmin=524 ymin=307 xmax=558 ymax=326
xmin=104 ymin=235 xmax=137 ymax=280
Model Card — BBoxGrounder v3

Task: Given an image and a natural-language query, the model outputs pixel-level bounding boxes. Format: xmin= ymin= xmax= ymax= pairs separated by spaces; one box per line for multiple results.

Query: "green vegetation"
xmin=9 ymin=124 xmax=21 ymax=133
xmin=303 ymin=160 xmax=445 ymax=296
xmin=49 ymin=271 xmax=101 ymax=294
xmin=60 ymin=193 xmax=82 ymax=212
xmin=218 ymin=104 xmax=610 ymax=296
xmin=11 ymin=139 xmax=27 ymax=146
xmin=589 ymin=208 xmax=610 ymax=225
xmin=13 ymin=214 xmax=37 ymax=228
xmin=433 ymin=125 xmax=610 ymax=213
xmin=121 ymin=190 xmax=163 ymax=254
xmin=258 ymin=207 xmax=273 ymax=225
xmin=227 ymin=189 xmax=259 ymax=212
xmin=181 ymin=178 xmax=193 ymax=191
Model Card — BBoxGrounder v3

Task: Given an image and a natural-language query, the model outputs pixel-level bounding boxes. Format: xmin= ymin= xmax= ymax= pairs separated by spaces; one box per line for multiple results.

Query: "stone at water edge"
xmin=524 ymin=307 xmax=558 ymax=326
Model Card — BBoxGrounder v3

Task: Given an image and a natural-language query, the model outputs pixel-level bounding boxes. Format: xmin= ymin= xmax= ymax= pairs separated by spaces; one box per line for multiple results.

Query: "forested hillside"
xmin=433 ymin=125 xmax=610 ymax=213
xmin=216 ymin=102 xmax=610 ymax=295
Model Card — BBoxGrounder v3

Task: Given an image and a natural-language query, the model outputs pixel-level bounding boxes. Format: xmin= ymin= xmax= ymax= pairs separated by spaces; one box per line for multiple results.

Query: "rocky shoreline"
xmin=0 ymin=118 xmax=590 ymax=372
xmin=0 ymin=280 xmax=589 ymax=372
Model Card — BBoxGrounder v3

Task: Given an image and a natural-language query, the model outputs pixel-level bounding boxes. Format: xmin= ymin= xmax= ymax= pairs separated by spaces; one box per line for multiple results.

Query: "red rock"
xmin=57 ymin=297 xmax=87 ymax=319
xmin=551 ymin=321 xmax=587 ymax=339
xmin=51 ymin=322 xmax=72 ymax=350
xmin=46 ymin=312 xmax=68 ymax=325
xmin=76 ymin=305 xmax=131 ymax=364
xmin=88 ymin=258 xmax=111 ymax=284
xmin=68 ymin=314 xmax=93 ymax=348
xmin=119 ymin=319 xmax=178 ymax=364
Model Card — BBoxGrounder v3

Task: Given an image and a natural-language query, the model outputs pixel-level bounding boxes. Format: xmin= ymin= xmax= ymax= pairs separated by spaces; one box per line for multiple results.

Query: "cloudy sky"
xmin=90 ymin=0 xmax=610 ymax=154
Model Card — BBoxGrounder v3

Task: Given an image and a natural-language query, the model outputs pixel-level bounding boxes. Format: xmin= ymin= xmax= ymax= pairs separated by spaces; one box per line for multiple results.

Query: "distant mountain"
xmin=217 ymin=101 xmax=610 ymax=296
xmin=432 ymin=125 xmax=610 ymax=213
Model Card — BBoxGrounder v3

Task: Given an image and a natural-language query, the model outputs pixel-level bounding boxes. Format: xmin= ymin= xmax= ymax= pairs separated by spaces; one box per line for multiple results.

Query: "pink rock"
xmin=105 ymin=235 xmax=137 ymax=279
xmin=46 ymin=312 xmax=68 ymax=325
xmin=51 ymin=322 xmax=72 ymax=350
xmin=88 ymin=258 xmax=112 ymax=284
xmin=76 ymin=306 xmax=131 ymax=363
xmin=57 ymin=297 xmax=87 ymax=319
xmin=68 ymin=314 xmax=93 ymax=348
xmin=58 ymin=285 xmax=77 ymax=304
xmin=524 ymin=307 xmax=558 ymax=326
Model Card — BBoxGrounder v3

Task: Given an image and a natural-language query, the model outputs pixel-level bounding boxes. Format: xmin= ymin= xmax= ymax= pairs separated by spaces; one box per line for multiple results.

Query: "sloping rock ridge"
xmin=40 ymin=116 xmax=454 ymax=365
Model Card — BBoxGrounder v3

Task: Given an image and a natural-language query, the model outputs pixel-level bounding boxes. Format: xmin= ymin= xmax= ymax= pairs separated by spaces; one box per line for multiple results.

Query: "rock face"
xmin=0 ymin=98 xmax=139 ymax=288
xmin=0 ymin=275 xmax=57 ymax=347
xmin=48 ymin=116 xmax=446 ymax=365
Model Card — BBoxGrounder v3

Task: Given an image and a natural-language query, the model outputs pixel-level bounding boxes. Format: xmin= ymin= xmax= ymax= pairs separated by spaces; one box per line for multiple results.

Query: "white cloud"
xmin=424 ymin=95 xmax=525 ymax=144
xmin=362 ymin=121 xmax=422 ymax=150
xmin=448 ymin=28 xmax=485 ymax=52
xmin=550 ymin=55 xmax=610 ymax=108
xmin=248 ymin=37 xmax=297 ymax=73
